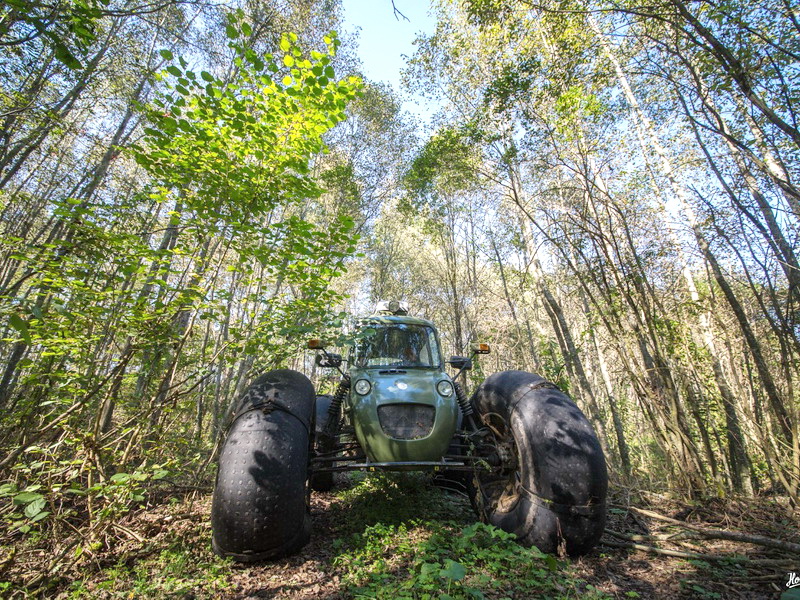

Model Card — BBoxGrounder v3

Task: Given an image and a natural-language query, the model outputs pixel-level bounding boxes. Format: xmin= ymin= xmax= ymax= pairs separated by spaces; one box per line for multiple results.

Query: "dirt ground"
xmin=13 ymin=477 xmax=798 ymax=599
xmin=573 ymin=493 xmax=800 ymax=600
xmin=161 ymin=486 xmax=798 ymax=599
xmin=223 ymin=491 xmax=798 ymax=600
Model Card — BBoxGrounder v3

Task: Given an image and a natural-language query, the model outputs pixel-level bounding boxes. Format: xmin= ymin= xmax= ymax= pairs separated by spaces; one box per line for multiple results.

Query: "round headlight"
xmin=437 ymin=380 xmax=454 ymax=397
xmin=354 ymin=379 xmax=371 ymax=395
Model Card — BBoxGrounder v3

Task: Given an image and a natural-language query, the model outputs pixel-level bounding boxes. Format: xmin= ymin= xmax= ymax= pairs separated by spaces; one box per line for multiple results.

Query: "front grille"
xmin=377 ymin=404 xmax=435 ymax=440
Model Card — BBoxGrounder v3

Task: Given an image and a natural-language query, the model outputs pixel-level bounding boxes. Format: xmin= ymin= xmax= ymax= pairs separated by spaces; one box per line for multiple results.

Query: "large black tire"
xmin=310 ymin=394 xmax=335 ymax=492
xmin=468 ymin=371 xmax=607 ymax=555
xmin=211 ymin=369 xmax=315 ymax=562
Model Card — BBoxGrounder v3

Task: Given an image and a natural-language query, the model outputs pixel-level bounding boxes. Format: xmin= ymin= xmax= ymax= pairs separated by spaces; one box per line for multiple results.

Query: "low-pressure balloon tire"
xmin=468 ymin=370 xmax=607 ymax=556
xmin=211 ymin=369 xmax=315 ymax=562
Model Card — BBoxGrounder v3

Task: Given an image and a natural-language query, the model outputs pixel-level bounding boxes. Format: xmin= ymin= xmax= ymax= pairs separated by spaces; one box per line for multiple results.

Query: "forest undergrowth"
xmin=1 ymin=472 xmax=797 ymax=599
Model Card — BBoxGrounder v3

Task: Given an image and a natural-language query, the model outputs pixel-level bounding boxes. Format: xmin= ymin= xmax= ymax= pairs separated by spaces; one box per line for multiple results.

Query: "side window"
xmin=419 ymin=340 xmax=431 ymax=365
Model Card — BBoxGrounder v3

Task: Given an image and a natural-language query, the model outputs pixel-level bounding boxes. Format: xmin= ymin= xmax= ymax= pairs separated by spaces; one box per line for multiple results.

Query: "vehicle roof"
xmin=356 ymin=315 xmax=436 ymax=328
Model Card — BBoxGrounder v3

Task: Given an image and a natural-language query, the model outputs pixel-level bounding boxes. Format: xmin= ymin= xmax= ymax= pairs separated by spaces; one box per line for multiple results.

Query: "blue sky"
xmin=341 ymin=0 xmax=437 ymax=124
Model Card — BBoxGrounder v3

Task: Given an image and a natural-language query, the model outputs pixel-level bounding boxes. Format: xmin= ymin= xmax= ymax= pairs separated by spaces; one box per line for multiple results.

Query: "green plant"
xmin=2 ymin=482 xmax=49 ymax=534
xmin=329 ymin=475 xmax=611 ymax=599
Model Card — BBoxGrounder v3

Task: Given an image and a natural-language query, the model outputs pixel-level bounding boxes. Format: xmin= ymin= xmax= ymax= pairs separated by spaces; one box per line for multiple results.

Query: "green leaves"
xmin=24 ymin=497 xmax=47 ymax=519
xmin=552 ymin=85 xmax=606 ymax=139
xmin=53 ymin=42 xmax=83 ymax=69
xmin=12 ymin=491 xmax=44 ymax=505
xmin=332 ymin=478 xmax=571 ymax=600
xmin=0 ymin=7 xmax=366 ymax=588
xmin=126 ymin=14 xmax=362 ymax=379
xmin=9 ymin=489 xmax=50 ymax=531
xmin=5 ymin=0 xmax=105 ymax=69
xmin=9 ymin=314 xmax=31 ymax=345
xmin=135 ymin=18 xmax=361 ymax=222
xmin=403 ymin=126 xmax=481 ymax=213
xmin=439 ymin=559 xmax=466 ymax=581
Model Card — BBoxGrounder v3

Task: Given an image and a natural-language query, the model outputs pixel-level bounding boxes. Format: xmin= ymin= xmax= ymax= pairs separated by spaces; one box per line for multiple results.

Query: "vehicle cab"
xmin=344 ymin=301 xmax=459 ymax=465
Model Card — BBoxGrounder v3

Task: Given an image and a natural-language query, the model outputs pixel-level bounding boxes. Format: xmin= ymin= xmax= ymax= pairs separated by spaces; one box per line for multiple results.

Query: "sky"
xmin=341 ymin=0 xmax=438 ymax=126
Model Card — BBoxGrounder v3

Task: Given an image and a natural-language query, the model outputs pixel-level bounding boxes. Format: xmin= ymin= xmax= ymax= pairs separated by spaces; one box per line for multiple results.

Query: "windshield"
xmin=354 ymin=323 xmax=442 ymax=368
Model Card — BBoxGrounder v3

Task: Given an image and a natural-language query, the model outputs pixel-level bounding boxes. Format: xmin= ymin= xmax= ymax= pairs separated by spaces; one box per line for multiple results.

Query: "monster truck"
xmin=211 ymin=301 xmax=607 ymax=561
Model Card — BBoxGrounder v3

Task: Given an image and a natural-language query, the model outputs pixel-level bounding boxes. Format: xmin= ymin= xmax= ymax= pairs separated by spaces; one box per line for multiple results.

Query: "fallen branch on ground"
xmin=605 ymin=529 xmax=699 ymax=543
xmin=622 ymin=505 xmax=800 ymax=555
xmin=600 ymin=539 xmax=795 ymax=565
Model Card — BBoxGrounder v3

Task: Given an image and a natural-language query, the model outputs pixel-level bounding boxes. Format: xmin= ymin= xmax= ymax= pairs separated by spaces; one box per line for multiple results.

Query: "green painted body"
xmin=344 ymin=315 xmax=459 ymax=464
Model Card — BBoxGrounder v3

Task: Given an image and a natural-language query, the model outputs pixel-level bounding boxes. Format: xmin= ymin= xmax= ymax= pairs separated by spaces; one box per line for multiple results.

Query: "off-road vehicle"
xmin=211 ymin=301 xmax=607 ymax=561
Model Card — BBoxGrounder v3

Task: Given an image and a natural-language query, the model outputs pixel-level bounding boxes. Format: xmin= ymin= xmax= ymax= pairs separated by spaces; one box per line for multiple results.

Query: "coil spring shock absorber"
xmin=453 ymin=381 xmax=472 ymax=416
xmin=453 ymin=380 xmax=480 ymax=432
xmin=323 ymin=375 xmax=350 ymax=438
